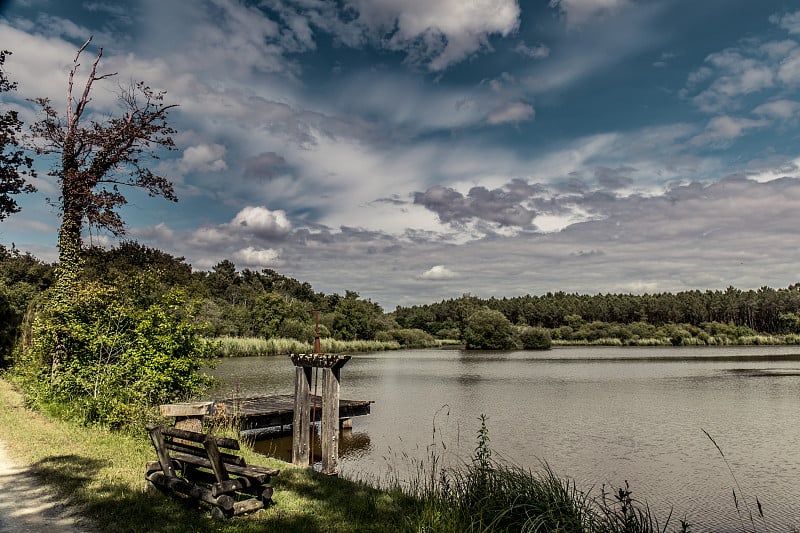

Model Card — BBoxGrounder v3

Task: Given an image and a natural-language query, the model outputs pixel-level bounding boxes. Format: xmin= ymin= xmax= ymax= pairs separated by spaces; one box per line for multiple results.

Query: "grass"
xmin=213 ymin=336 xmax=402 ymax=357
xmin=380 ymin=416 xmax=687 ymax=533
xmin=553 ymin=334 xmax=800 ymax=347
xmin=0 ymin=377 xmax=417 ymax=532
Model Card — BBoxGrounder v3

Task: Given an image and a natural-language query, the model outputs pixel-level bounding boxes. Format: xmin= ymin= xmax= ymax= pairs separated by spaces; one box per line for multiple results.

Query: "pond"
xmin=204 ymin=346 xmax=800 ymax=530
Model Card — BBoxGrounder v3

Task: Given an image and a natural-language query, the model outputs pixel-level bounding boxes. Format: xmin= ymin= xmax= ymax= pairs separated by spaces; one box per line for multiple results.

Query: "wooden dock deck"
xmin=210 ymin=394 xmax=372 ymax=431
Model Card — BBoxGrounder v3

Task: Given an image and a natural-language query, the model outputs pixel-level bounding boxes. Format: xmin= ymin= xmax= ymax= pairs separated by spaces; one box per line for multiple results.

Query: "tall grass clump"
xmin=214 ymin=336 xmax=401 ymax=357
xmin=395 ymin=416 xmax=685 ymax=533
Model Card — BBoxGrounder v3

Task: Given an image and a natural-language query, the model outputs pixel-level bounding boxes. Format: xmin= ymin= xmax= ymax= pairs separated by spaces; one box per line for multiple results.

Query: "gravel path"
xmin=0 ymin=440 xmax=91 ymax=532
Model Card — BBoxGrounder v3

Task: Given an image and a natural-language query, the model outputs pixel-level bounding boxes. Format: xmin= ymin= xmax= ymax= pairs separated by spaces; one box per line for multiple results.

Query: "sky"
xmin=2 ymin=0 xmax=800 ymax=310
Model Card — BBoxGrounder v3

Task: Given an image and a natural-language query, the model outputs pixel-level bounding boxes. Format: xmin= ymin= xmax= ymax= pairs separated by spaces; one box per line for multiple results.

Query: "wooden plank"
xmin=164 ymin=440 xmax=246 ymax=466
xmin=291 ymin=366 xmax=312 ymax=466
xmin=146 ymin=471 xmax=234 ymax=512
xmin=203 ymin=436 xmax=230 ymax=483
xmin=160 ymin=426 xmax=241 ymax=450
xmin=170 ymin=452 xmax=277 ymax=483
xmin=146 ymin=425 xmax=175 ymax=478
xmin=160 ymin=401 xmax=213 ymax=417
xmin=321 ymin=366 xmax=341 ymax=476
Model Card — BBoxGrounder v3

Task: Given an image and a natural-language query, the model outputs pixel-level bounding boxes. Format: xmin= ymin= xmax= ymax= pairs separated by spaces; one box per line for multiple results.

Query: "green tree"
xmin=517 ymin=325 xmax=551 ymax=350
xmin=0 ymin=50 xmax=36 ymax=219
xmin=19 ymin=278 xmax=213 ymax=429
xmin=464 ymin=308 xmax=516 ymax=350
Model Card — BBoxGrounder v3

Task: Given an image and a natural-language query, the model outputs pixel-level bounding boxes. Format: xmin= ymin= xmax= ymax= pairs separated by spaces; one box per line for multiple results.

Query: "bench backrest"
xmin=146 ymin=424 xmax=246 ymax=483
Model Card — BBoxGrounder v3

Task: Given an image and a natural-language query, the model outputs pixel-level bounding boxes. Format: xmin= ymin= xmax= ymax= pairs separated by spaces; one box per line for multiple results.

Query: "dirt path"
xmin=0 ymin=440 xmax=91 ymax=532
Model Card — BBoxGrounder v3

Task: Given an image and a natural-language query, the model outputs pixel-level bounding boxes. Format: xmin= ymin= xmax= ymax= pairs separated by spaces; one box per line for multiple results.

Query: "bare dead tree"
xmin=29 ymin=37 xmax=178 ymax=284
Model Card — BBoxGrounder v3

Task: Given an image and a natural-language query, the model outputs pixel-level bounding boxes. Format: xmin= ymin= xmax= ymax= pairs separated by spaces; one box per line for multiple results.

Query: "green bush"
xmin=464 ymin=308 xmax=516 ymax=350
xmin=517 ymin=325 xmax=552 ymax=350
xmin=16 ymin=279 xmax=214 ymax=430
xmin=387 ymin=328 xmax=436 ymax=347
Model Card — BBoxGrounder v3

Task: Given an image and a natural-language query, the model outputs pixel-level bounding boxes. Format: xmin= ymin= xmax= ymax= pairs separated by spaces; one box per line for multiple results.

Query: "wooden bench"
xmin=145 ymin=424 xmax=279 ymax=519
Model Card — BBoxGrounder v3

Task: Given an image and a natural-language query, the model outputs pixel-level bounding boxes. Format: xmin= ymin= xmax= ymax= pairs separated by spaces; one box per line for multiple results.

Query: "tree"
xmin=29 ymin=37 xmax=177 ymax=283
xmin=463 ymin=308 xmax=516 ymax=350
xmin=0 ymin=50 xmax=36 ymax=219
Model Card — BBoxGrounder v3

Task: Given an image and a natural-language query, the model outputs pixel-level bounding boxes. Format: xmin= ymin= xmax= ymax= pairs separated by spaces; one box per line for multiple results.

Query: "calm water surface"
xmin=206 ymin=346 xmax=800 ymax=531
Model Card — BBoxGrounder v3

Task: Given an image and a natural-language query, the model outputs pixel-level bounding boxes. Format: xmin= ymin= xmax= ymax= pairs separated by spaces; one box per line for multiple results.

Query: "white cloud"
xmin=770 ymin=10 xmax=800 ymax=34
xmin=232 ymin=246 xmax=281 ymax=266
xmin=180 ymin=144 xmax=228 ymax=173
xmin=752 ymin=99 xmax=800 ymax=120
xmin=777 ymin=47 xmax=800 ymax=85
xmin=690 ymin=115 xmax=768 ymax=146
xmin=549 ymin=0 xmax=631 ymax=29
xmin=419 ymin=265 xmax=458 ymax=280
xmin=348 ymin=0 xmax=521 ymax=70
xmin=514 ymin=41 xmax=550 ymax=59
xmin=487 ymin=102 xmax=534 ymax=124
xmin=231 ymin=206 xmax=292 ymax=238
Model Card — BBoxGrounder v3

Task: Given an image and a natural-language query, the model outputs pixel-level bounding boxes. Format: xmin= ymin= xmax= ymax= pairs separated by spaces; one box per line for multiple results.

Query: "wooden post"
xmin=321 ymin=365 xmax=341 ymax=476
xmin=291 ymin=365 xmax=312 ymax=466
xmin=290 ymin=353 xmax=350 ymax=473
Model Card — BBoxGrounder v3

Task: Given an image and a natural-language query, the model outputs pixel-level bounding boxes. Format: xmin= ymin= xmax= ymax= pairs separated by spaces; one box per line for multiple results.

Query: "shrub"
xmin=387 ymin=328 xmax=436 ymax=347
xmin=16 ymin=279 xmax=214 ymax=430
xmin=517 ymin=325 xmax=552 ymax=350
xmin=464 ymin=308 xmax=516 ymax=350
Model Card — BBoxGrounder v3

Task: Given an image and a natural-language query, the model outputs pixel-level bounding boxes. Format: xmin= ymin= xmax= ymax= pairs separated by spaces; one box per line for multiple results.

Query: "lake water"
xmin=205 ymin=346 xmax=800 ymax=531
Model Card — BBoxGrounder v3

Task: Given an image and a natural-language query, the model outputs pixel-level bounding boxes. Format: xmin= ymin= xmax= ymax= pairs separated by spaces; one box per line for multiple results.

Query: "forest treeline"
xmin=6 ymin=240 xmax=800 ymax=361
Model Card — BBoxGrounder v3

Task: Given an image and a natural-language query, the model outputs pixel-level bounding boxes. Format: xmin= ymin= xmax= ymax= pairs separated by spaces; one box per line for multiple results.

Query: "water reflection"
xmin=205 ymin=346 xmax=800 ymax=530
xmin=250 ymin=426 xmax=372 ymax=464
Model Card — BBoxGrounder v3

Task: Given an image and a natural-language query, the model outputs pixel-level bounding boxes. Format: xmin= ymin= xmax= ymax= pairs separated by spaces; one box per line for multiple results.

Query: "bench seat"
xmin=145 ymin=424 xmax=279 ymax=518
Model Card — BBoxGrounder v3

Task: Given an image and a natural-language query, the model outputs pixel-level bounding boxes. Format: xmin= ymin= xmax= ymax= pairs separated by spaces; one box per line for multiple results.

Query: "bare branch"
xmin=66 ymin=37 xmax=92 ymax=131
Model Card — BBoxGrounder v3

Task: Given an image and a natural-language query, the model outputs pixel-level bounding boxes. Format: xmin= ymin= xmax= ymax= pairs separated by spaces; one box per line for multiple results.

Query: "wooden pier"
xmin=205 ymin=395 xmax=372 ymax=432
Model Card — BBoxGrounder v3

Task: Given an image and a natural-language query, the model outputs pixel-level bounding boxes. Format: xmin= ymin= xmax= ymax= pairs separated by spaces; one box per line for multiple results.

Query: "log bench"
xmin=145 ymin=424 xmax=279 ymax=519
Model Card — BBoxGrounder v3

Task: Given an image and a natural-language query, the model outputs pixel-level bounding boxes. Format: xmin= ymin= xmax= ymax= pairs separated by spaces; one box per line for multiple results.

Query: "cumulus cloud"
xmin=232 ymin=246 xmax=281 ymax=266
xmin=414 ymin=184 xmax=537 ymax=228
xmin=419 ymin=265 xmax=458 ymax=280
xmin=242 ymin=152 xmax=288 ymax=180
xmin=487 ymin=102 xmax=534 ymax=124
xmin=231 ymin=206 xmax=292 ymax=238
xmin=549 ymin=0 xmax=631 ymax=29
xmin=180 ymin=144 xmax=228 ymax=173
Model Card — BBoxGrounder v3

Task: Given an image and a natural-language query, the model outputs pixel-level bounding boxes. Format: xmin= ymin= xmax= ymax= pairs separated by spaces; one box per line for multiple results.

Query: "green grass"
xmin=213 ymin=336 xmax=402 ymax=357
xmin=0 ymin=378 xmax=700 ymax=532
xmin=0 ymin=377 xmax=417 ymax=532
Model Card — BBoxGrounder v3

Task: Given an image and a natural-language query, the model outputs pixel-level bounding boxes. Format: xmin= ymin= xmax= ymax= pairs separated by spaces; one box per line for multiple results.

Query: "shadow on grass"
xmin=26 ymin=453 xmax=418 ymax=533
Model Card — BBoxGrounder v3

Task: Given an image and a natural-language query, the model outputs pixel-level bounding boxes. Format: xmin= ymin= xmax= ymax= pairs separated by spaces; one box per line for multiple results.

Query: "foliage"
xmin=0 ymin=50 xmax=36 ymax=219
xmin=389 ymin=417 xmax=680 ymax=533
xmin=16 ymin=279 xmax=213 ymax=429
xmin=0 ymin=379 xmax=418 ymax=533
xmin=381 ymin=328 xmax=437 ymax=348
xmin=213 ymin=336 xmax=401 ymax=357
xmin=463 ymin=308 xmax=516 ymax=350
xmin=516 ymin=325 xmax=552 ymax=350
xmin=394 ymin=285 xmax=800 ymax=338
xmin=0 ymin=244 xmax=54 ymax=366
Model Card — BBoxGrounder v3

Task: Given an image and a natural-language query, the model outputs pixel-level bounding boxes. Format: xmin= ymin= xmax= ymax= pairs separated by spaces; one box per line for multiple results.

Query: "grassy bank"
xmin=552 ymin=333 xmax=800 ymax=347
xmin=0 ymin=375 xmax=701 ymax=532
xmin=0 ymin=378 xmax=417 ymax=533
xmin=214 ymin=336 xmax=404 ymax=357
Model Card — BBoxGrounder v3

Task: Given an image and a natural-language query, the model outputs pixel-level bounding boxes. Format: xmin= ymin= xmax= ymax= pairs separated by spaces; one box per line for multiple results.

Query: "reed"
xmin=213 ymin=336 xmax=402 ymax=357
xmin=381 ymin=415 xmax=683 ymax=533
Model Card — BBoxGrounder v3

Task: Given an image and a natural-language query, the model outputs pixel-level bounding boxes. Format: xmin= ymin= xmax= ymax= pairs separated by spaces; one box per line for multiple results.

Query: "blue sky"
xmin=2 ymin=0 xmax=800 ymax=309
